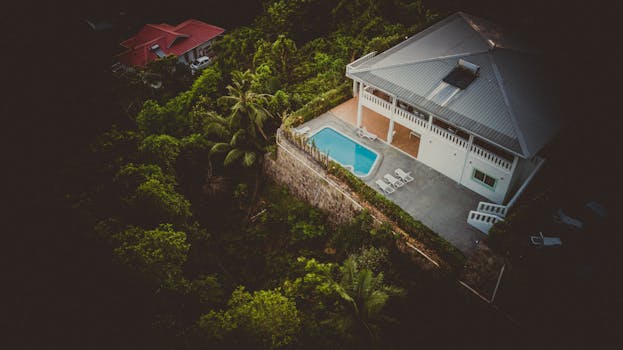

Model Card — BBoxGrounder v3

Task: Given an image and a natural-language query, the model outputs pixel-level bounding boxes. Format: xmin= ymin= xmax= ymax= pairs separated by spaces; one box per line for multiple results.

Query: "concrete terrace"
xmin=301 ymin=98 xmax=487 ymax=255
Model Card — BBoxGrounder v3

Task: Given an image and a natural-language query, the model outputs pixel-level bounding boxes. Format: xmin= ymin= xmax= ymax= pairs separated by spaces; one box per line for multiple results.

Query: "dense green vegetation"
xmin=64 ymin=1 xmax=497 ymax=349
xmin=12 ymin=0 xmax=618 ymax=349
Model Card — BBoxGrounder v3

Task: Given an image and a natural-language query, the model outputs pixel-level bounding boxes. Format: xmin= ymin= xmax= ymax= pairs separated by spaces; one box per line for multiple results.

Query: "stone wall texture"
xmin=264 ymin=139 xmax=363 ymax=226
xmin=264 ymin=135 xmax=444 ymax=272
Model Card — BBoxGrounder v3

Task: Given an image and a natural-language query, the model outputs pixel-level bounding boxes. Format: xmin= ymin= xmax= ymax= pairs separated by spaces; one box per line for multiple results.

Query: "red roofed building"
xmin=118 ymin=19 xmax=225 ymax=67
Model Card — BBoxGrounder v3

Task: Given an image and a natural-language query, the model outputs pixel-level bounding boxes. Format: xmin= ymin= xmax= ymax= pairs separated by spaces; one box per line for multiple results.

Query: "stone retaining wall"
xmin=264 ymin=139 xmax=362 ymax=226
xmin=264 ymin=134 xmax=444 ymax=271
xmin=265 ymin=134 xmax=503 ymax=299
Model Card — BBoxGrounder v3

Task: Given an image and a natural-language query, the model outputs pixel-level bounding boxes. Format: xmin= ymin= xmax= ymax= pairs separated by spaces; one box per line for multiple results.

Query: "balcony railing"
xmin=361 ymin=90 xmax=392 ymax=114
xmin=430 ymin=124 xmax=468 ymax=149
xmin=360 ymin=89 xmax=516 ymax=172
xmin=394 ymin=107 xmax=428 ymax=134
xmin=470 ymin=144 xmax=513 ymax=172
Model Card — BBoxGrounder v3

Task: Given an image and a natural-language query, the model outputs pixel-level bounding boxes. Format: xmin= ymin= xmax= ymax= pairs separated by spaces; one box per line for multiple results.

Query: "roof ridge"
xmin=487 ymin=52 xmax=529 ymax=156
xmin=349 ymin=52 xmax=475 ymax=74
xmin=356 ymin=13 xmax=462 ymax=68
xmin=174 ymin=18 xmax=224 ymax=31
xmin=458 ymin=12 xmax=496 ymax=49
xmin=145 ymin=23 xmax=187 ymax=37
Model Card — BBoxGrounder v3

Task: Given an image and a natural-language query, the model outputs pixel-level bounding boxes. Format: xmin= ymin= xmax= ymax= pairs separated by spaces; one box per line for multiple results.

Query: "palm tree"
xmin=207 ymin=70 xmax=274 ymax=168
xmin=205 ymin=111 xmax=259 ymax=167
xmin=205 ymin=70 xmax=275 ymax=221
xmin=219 ymin=70 xmax=274 ymax=142
xmin=333 ymin=258 xmax=404 ymax=346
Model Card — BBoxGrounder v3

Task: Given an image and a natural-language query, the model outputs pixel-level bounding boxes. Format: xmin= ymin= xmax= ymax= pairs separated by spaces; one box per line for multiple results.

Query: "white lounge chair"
xmin=530 ymin=232 xmax=562 ymax=247
xmin=357 ymin=127 xmax=377 ymax=141
xmin=383 ymin=174 xmax=404 ymax=188
xmin=394 ymin=168 xmax=414 ymax=183
xmin=376 ymin=179 xmax=395 ymax=194
xmin=293 ymin=126 xmax=311 ymax=135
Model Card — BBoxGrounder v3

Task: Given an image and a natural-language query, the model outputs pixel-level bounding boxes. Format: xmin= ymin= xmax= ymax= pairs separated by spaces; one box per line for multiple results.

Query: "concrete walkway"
xmin=302 ymin=111 xmax=486 ymax=255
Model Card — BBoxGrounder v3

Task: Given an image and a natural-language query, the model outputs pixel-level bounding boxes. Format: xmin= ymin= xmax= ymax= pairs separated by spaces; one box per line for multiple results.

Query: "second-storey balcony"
xmin=356 ymin=87 xmax=515 ymax=173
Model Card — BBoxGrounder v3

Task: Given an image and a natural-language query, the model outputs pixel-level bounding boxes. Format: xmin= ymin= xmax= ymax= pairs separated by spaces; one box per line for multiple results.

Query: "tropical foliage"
xmin=59 ymin=1 xmax=499 ymax=349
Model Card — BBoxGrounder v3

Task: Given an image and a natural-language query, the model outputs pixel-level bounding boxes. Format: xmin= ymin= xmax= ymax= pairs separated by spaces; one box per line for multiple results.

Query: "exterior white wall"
xmin=418 ymin=133 xmax=467 ymax=182
xmin=460 ymin=155 xmax=513 ymax=204
xmin=356 ymin=87 xmax=521 ymax=204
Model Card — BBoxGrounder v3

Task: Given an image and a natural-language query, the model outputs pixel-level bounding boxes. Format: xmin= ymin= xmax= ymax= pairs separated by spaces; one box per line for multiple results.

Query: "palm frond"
xmin=209 ymin=142 xmax=231 ymax=156
xmin=204 ymin=123 xmax=231 ymax=139
xmin=242 ymin=152 xmax=257 ymax=167
xmin=205 ymin=111 xmax=227 ymax=123
xmin=230 ymin=129 xmax=247 ymax=147
xmin=223 ymin=148 xmax=244 ymax=166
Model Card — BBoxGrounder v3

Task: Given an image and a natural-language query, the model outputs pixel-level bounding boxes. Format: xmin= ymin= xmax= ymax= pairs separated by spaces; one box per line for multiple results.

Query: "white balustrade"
xmin=467 ymin=210 xmax=504 ymax=234
xmin=361 ymin=91 xmax=392 ymax=114
xmin=476 ymin=201 xmax=508 ymax=218
xmin=470 ymin=144 xmax=513 ymax=172
xmin=467 ymin=157 xmax=545 ymax=233
xmin=361 ymin=91 xmax=472 ymax=150
xmin=430 ymin=124 xmax=468 ymax=149
xmin=394 ymin=107 xmax=428 ymax=133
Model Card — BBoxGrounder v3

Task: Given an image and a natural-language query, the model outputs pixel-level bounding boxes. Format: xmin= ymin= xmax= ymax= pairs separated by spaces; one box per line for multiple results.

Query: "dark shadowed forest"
xmin=5 ymin=1 xmax=619 ymax=349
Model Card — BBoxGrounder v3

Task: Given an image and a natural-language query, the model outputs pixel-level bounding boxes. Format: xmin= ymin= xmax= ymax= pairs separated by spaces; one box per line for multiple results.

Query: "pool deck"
xmin=300 ymin=108 xmax=486 ymax=256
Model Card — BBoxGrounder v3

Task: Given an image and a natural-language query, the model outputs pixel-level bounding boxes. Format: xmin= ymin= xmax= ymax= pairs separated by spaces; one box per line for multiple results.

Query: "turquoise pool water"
xmin=308 ymin=127 xmax=378 ymax=177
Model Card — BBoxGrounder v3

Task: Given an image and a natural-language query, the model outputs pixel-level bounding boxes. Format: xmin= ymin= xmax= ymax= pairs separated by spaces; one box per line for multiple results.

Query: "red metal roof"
xmin=118 ymin=19 xmax=224 ymax=67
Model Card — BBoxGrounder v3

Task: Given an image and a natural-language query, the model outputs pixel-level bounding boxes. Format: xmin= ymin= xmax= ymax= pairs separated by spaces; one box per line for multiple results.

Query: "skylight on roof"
xmin=150 ymin=44 xmax=166 ymax=58
xmin=443 ymin=59 xmax=480 ymax=89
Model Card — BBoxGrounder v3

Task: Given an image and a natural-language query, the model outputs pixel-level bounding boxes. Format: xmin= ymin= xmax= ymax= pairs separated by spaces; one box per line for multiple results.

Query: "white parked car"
xmin=190 ymin=56 xmax=211 ymax=73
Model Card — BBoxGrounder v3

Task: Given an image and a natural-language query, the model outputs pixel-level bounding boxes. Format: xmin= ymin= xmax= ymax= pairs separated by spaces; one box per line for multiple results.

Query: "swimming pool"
xmin=308 ymin=126 xmax=379 ymax=177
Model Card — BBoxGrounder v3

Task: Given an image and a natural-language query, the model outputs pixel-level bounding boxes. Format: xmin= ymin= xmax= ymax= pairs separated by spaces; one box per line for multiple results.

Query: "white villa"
xmin=345 ymin=12 xmax=560 ymax=230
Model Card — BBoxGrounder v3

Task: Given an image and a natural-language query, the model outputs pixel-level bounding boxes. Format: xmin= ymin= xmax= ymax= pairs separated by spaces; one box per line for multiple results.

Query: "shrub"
xmin=326 ymin=162 xmax=466 ymax=272
xmin=487 ymin=192 xmax=550 ymax=255
xmin=283 ymin=82 xmax=351 ymax=127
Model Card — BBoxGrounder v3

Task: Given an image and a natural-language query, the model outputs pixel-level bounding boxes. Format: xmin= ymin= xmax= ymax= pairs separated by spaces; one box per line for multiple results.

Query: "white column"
xmin=356 ymin=83 xmax=364 ymax=127
xmin=509 ymin=155 xmax=519 ymax=175
xmin=390 ymin=95 xmax=397 ymax=119
xmin=352 ymin=80 xmax=358 ymax=97
xmin=387 ymin=96 xmax=397 ymax=143
xmin=458 ymin=134 xmax=475 ymax=184
xmin=387 ymin=119 xmax=395 ymax=143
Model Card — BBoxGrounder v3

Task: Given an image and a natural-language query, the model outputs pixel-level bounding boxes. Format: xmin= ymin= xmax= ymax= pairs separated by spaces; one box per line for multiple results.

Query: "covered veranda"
xmin=330 ymin=98 xmax=421 ymax=158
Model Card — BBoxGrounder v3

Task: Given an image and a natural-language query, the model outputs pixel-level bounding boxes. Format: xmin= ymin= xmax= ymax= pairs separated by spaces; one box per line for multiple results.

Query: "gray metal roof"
xmin=347 ymin=12 xmax=560 ymax=158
